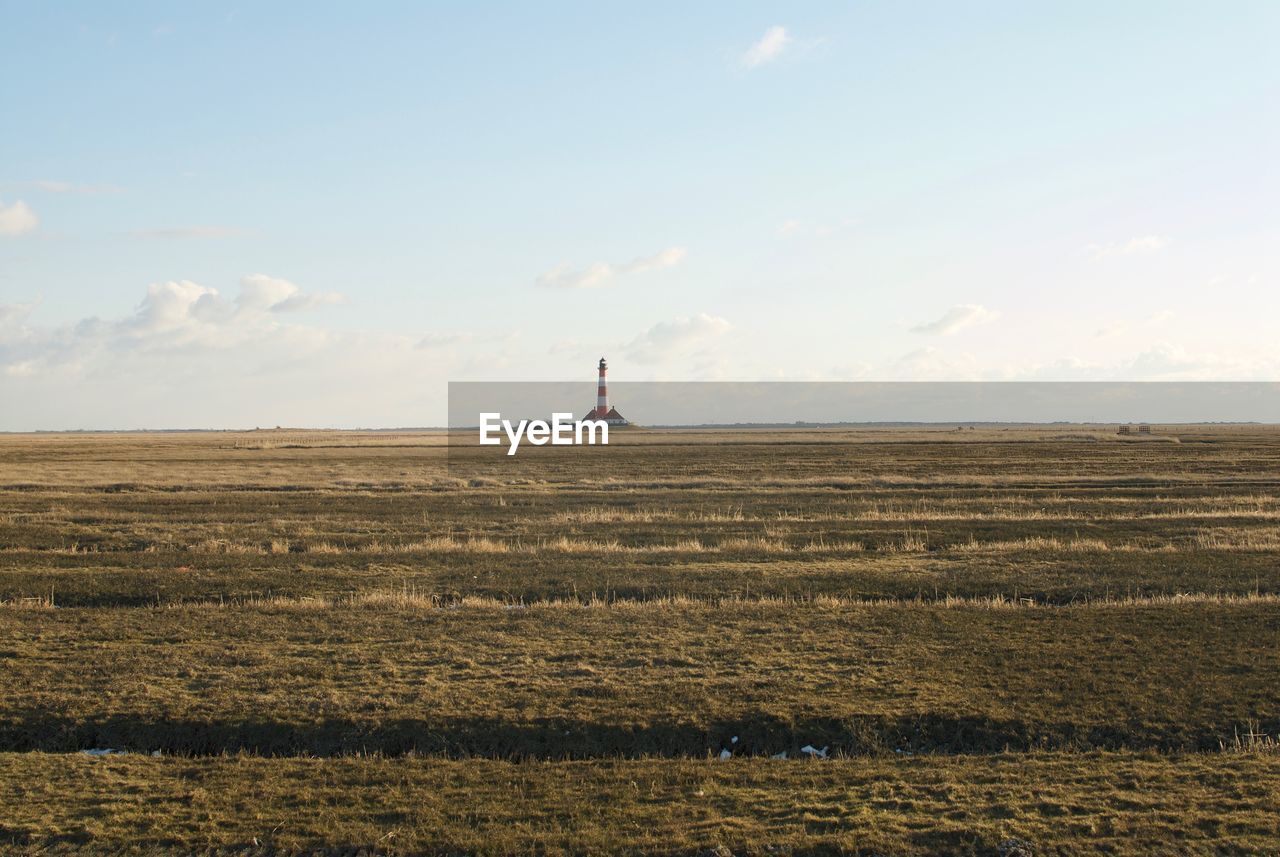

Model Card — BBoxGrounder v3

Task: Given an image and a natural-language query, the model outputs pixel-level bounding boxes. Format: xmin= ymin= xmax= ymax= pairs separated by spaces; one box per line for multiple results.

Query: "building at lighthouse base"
xmin=582 ymin=407 xmax=629 ymax=426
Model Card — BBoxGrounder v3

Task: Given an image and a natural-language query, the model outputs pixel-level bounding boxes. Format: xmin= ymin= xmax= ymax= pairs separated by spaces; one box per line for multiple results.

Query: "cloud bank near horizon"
xmin=535 ymin=247 xmax=687 ymax=290
xmin=3 ymin=278 xmax=1278 ymax=431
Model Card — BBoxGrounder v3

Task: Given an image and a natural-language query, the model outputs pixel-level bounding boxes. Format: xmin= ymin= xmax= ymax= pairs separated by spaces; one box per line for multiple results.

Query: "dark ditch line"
xmin=2 ymin=712 xmax=1270 ymax=759
xmin=7 ymin=478 xmax=1280 ymax=494
xmin=5 ymin=587 xmax=1280 ymax=609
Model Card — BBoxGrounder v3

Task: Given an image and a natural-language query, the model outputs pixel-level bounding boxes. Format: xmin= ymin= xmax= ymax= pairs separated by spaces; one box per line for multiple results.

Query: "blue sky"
xmin=2 ymin=2 xmax=1278 ymax=428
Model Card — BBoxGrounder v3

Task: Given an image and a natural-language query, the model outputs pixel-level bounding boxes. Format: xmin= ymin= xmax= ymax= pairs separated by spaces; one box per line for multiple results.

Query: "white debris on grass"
xmin=81 ymin=748 xmax=127 ymax=757
xmin=710 ymin=742 xmax=828 ymax=760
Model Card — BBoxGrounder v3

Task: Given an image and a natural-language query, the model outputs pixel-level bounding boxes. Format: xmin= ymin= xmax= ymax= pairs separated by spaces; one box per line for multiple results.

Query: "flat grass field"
xmin=1 ymin=426 xmax=1279 ymax=855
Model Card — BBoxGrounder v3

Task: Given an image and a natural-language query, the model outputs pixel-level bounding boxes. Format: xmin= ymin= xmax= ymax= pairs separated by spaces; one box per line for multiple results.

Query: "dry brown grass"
xmin=3 ymin=752 xmax=1278 ymax=856
xmin=1194 ymin=528 xmax=1280 ymax=550
xmin=3 ymin=427 xmax=1280 ymax=853
xmin=1221 ymin=721 xmax=1280 ymax=754
xmin=119 ymin=589 xmax=1280 ymax=612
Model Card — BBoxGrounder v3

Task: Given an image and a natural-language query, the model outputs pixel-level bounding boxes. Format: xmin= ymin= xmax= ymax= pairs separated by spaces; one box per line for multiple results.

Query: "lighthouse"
xmin=584 ymin=357 xmax=628 ymax=426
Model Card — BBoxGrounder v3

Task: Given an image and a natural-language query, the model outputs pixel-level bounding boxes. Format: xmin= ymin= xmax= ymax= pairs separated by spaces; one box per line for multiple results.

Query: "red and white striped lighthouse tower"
xmin=583 ymin=357 xmax=628 ymax=425
xmin=595 ymin=357 xmax=609 ymax=417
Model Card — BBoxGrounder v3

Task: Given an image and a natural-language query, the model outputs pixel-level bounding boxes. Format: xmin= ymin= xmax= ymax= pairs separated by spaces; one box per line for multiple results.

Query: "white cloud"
xmin=7 ymin=275 xmax=348 ymax=355
xmin=884 ymin=342 xmax=1280 ymax=383
xmin=418 ymin=331 xmax=473 ymax=349
xmin=15 ymin=274 xmax=344 ymax=361
xmin=239 ymin=273 xmax=344 ymax=313
xmin=625 ymin=313 xmax=731 ymax=363
xmin=890 ymin=347 xmax=981 ymax=380
xmin=535 ymin=246 xmax=686 ymax=289
xmin=742 ymin=25 xmax=791 ymax=67
xmin=910 ymin=304 xmax=999 ymax=336
xmin=1094 ymin=322 xmax=1126 ymax=339
xmin=127 ymin=280 xmax=224 ymax=339
xmin=0 ymin=277 xmax=449 ymax=430
xmin=1093 ymin=309 xmax=1174 ymax=339
xmin=0 ymin=302 xmax=37 ymax=330
xmin=0 ymin=199 xmax=38 ymax=236
xmin=1121 ymin=342 xmax=1280 ymax=381
xmin=4 ymin=360 xmax=37 ymax=378
xmin=626 ymin=246 xmax=687 ymax=273
xmin=1044 ymin=345 xmax=1280 ymax=381
xmin=238 ymin=274 xmax=298 ymax=311
xmin=547 ymin=338 xmax=583 ymax=356
xmin=537 ymin=261 xmax=613 ymax=290
xmin=1087 ymin=235 xmax=1171 ymax=259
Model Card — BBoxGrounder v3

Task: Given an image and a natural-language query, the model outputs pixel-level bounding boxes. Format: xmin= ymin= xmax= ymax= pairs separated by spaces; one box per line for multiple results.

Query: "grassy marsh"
xmin=1 ymin=427 xmax=1279 ymax=854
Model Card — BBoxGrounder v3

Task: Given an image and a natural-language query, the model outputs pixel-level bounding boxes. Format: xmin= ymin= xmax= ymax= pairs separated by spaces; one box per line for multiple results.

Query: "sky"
xmin=2 ymin=1 xmax=1278 ymax=430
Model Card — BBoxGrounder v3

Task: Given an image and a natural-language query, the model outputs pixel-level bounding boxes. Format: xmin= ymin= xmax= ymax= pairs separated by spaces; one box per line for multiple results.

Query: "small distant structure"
xmin=1118 ymin=425 xmax=1131 ymax=435
xmin=582 ymin=357 xmax=628 ymax=426
xmin=1118 ymin=424 xmax=1152 ymax=435
xmin=1138 ymin=424 xmax=1152 ymax=434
